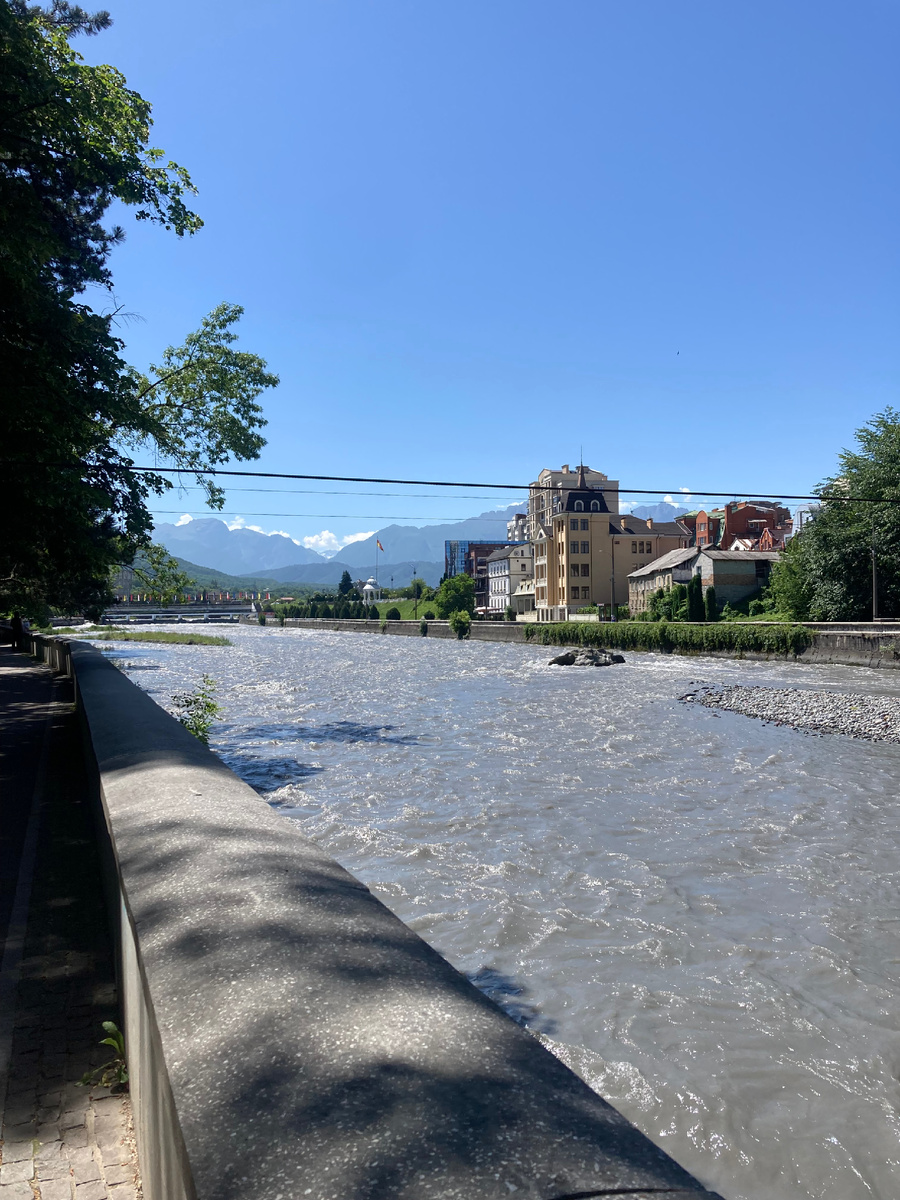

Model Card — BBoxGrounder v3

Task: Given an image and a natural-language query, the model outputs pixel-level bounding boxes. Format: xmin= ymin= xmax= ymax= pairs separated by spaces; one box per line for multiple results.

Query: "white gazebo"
xmin=360 ymin=576 xmax=382 ymax=605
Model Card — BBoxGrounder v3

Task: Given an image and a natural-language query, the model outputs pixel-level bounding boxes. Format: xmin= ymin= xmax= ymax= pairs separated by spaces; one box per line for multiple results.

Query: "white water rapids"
xmin=104 ymin=625 xmax=900 ymax=1199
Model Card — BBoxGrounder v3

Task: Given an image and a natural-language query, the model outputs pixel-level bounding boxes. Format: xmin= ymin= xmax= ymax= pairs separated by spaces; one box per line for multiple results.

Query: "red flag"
xmin=376 ymin=540 xmax=384 ymax=552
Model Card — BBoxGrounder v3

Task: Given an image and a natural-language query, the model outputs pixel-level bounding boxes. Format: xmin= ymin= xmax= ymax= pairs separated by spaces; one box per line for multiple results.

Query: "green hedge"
xmin=523 ymin=620 xmax=813 ymax=657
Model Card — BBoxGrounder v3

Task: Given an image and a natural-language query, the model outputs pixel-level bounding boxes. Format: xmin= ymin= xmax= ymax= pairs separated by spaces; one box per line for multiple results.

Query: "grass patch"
xmin=524 ymin=620 xmax=813 ymax=657
xmin=52 ymin=628 xmax=231 ymax=646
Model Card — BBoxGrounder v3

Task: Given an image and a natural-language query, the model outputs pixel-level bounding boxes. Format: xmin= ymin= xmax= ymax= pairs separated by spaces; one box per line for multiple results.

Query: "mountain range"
xmin=627 ymin=502 xmax=690 ymax=522
xmin=152 ymin=501 xmax=689 ymax=588
xmin=152 ymin=504 xmax=527 ymax=586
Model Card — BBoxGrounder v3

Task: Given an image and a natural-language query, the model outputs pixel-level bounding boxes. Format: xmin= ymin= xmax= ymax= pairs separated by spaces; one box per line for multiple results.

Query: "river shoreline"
xmin=246 ymin=614 xmax=900 ymax=670
xmin=83 ymin=626 xmax=900 ymax=1200
xmin=684 ymin=682 xmax=900 ymax=742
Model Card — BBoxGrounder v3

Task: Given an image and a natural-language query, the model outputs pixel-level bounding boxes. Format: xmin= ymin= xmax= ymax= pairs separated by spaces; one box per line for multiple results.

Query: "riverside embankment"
xmin=246 ymin=615 xmax=900 ymax=669
xmin=89 ymin=623 xmax=900 ymax=1200
xmin=16 ymin=631 xmax=724 ymax=1200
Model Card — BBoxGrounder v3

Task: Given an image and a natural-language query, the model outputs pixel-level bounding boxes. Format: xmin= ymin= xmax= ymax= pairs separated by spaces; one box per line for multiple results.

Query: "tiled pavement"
xmin=0 ymin=649 xmax=141 ymax=1199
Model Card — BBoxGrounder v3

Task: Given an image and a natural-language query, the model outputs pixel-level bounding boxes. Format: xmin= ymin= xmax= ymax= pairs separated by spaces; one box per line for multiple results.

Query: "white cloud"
xmin=302 ymin=529 xmax=376 ymax=557
xmin=175 ymin=513 xmax=193 ymax=526
xmin=225 ymin=516 xmax=300 ymax=543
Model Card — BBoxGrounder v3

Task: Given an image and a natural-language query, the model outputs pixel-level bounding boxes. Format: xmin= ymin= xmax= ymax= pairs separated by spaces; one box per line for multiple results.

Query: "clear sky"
xmin=83 ymin=0 xmax=899 ymax=552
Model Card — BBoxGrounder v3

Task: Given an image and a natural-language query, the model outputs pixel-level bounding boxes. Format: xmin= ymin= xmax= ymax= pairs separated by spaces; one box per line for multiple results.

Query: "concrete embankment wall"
xmin=24 ymin=633 xmax=723 ymax=1200
xmin=245 ymin=616 xmax=900 ymax=668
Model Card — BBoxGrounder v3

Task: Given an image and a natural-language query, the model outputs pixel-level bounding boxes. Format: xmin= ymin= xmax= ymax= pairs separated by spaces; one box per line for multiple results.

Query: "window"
xmin=570 ymin=541 xmax=579 ymax=554
xmin=581 ymin=541 xmax=589 ymax=554
xmin=571 ymin=564 xmax=580 ymax=576
xmin=590 ymin=500 xmax=600 ymax=511
xmin=570 ymin=519 xmax=579 ymax=530
xmin=581 ymin=519 xmax=589 ymax=531
xmin=574 ymin=500 xmax=584 ymax=511
xmin=631 ymin=541 xmax=637 ymax=553
xmin=580 ymin=563 xmax=590 ymax=577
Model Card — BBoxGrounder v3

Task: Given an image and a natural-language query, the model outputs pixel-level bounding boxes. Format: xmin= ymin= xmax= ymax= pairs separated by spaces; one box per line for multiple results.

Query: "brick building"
xmin=682 ymin=501 xmax=792 ymax=550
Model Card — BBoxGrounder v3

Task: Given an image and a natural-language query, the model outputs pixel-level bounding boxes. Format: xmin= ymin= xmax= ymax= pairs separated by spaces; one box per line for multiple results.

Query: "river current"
xmin=105 ymin=625 xmax=900 ymax=1199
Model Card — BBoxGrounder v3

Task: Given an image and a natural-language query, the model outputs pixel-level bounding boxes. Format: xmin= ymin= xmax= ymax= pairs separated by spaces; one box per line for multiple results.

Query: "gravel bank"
xmin=682 ymin=683 xmax=900 ymax=743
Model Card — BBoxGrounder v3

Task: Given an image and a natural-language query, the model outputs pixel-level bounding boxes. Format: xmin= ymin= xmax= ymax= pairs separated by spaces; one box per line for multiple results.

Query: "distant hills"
xmin=152 ymin=504 xmax=526 ymax=586
xmin=152 ymin=500 xmax=688 ymax=590
xmin=155 ymin=518 xmax=325 ymax=575
xmin=627 ymin=502 xmax=690 ymax=522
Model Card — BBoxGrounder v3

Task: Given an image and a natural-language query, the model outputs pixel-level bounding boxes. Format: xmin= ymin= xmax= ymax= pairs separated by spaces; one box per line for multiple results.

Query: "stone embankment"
xmin=246 ymin=617 xmax=900 ymax=670
xmin=16 ymin=633 xmax=724 ymax=1200
xmin=684 ymin=683 xmax=900 ymax=743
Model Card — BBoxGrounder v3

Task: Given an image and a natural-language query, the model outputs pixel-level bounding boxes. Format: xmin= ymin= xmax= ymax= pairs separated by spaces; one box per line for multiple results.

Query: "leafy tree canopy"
xmin=769 ymin=409 xmax=900 ymax=620
xmin=0 ymin=2 xmax=277 ymax=617
xmin=434 ymin=573 xmax=475 ymax=618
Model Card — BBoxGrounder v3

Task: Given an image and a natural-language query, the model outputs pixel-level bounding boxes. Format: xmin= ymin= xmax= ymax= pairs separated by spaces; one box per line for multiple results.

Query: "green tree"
xmin=128 ymin=544 xmax=195 ymax=610
xmin=448 ymin=610 xmax=471 ymax=639
xmin=338 ymin=570 xmax=353 ymax=596
xmin=687 ymin=573 xmax=705 ymax=621
xmin=704 ymin=585 xmax=718 ymax=622
xmin=775 ymin=409 xmax=900 ymax=620
xmin=385 ymin=606 xmax=401 ymax=620
xmin=766 ymin=538 xmax=813 ymax=619
xmin=434 ymin=573 xmax=475 ymax=618
xmin=0 ymin=3 xmax=276 ymax=618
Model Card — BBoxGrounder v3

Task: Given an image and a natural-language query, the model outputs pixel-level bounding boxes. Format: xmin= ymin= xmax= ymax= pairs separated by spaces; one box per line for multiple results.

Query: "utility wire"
xmin=126 ymin=466 xmax=878 ymax=503
xmin=159 ymin=485 xmax=527 ymax=500
xmin=2 ymin=460 xmax=886 ymax=503
xmin=153 ymin=510 xmax=521 ymax=521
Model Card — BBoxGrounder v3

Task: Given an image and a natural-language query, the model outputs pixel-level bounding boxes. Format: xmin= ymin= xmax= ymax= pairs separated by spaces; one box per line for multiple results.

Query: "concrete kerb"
xmin=20 ymin=634 xmax=725 ymax=1200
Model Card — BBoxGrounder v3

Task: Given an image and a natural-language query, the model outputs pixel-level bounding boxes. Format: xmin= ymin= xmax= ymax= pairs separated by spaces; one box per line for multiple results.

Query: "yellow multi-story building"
xmin=527 ymin=464 xmax=689 ymax=621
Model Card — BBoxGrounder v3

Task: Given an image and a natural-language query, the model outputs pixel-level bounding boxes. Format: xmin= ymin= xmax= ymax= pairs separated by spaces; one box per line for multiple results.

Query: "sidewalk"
xmin=0 ymin=647 xmax=141 ymax=1200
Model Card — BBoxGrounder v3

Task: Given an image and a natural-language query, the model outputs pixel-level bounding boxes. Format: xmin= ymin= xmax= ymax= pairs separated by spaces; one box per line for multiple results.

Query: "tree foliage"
xmin=0 ymin=2 xmax=277 ymax=617
xmin=434 ymin=573 xmax=475 ymax=618
xmin=769 ymin=409 xmax=900 ymax=620
xmin=338 ymin=570 xmax=353 ymax=596
xmin=704 ymin=585 xmax=718 ymax=622
xmin=128 ymin=543 xmax=195 ymax=608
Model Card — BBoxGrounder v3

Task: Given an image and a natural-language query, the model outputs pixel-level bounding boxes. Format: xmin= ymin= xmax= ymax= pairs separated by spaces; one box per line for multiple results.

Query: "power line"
xmin=126 ymin=466 xmax=878 ymax=503
xmin=153 ymin=510 xmax=520 ymax=521
xmin=3 ymin=459 xmax=888 ymax=503
xmin=160 ymin=485 xmax=527 ymax=500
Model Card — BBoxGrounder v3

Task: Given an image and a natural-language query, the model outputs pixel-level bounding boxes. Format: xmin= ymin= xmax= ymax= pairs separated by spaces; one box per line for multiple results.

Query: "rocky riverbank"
xmin=683 ymin=683 xmax=900 ymax=743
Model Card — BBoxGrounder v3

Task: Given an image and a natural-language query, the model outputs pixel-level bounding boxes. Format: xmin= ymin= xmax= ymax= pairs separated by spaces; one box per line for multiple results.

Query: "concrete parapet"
xmin=22 ymin=634 xmax=724 ymax=1200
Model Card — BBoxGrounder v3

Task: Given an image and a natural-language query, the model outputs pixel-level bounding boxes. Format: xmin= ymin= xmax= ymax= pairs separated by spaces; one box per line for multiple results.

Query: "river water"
xmin=104 ymin=625 xmax=900 ymax=1200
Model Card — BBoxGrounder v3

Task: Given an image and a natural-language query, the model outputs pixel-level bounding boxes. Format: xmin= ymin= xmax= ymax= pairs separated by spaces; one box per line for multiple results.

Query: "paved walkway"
xmin=0 ymin=648 xmax=141 ymax=1200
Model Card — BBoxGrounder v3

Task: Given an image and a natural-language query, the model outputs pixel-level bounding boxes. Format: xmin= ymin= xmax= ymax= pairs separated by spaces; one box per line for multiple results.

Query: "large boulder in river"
xmin=549 ymin=647 xmax=625 ymax=667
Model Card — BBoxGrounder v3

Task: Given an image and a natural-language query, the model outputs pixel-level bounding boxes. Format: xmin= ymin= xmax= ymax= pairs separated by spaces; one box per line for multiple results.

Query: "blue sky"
xmin=84 ymin=0 xmax=899 ymax=551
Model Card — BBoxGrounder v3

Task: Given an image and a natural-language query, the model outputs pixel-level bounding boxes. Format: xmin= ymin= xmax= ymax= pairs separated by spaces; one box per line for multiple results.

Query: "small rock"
xmin=549 ymin=648 xmax=625 ymax=667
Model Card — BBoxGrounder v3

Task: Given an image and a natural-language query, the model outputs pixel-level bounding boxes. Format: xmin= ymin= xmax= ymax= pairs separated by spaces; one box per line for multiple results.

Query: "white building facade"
xmin=486 ymin=544 xmax=534 ymax=615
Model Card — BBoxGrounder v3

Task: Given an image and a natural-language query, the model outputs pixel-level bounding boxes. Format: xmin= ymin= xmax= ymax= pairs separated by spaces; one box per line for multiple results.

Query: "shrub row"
xmin=523 ymin=620 xmax=814 ymax=657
